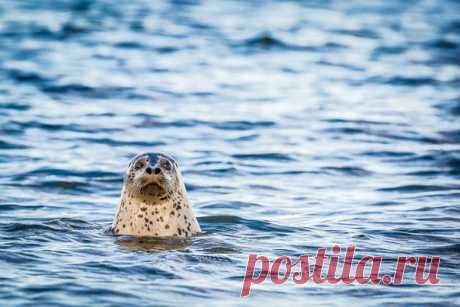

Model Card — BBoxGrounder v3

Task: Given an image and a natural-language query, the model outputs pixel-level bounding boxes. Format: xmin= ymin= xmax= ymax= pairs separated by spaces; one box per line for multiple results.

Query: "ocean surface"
xmin=0 ymin=0 xmax=459 ymax=306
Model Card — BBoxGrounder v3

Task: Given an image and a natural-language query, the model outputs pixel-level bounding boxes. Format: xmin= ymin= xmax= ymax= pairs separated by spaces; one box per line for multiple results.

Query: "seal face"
xmin=111 ymin=152 xmax=201 ymax=238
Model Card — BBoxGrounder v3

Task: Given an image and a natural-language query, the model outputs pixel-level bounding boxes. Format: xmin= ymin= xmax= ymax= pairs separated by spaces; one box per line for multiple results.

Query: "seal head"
xmin=112 ymin=152 xmax=201 ymax=238
xmin=125 ymin=153 xmax=178 ymax=201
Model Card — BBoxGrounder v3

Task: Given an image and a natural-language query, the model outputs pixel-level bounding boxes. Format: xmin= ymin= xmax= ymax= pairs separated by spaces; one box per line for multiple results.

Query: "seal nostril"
xmin=146 ymin=167 xmax=152 ymax=174
xmin=154 ymin=167 xmax=161 ymax=175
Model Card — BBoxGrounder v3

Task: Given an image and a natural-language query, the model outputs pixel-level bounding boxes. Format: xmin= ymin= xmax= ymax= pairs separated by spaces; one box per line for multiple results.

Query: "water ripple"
xmin=0 ymin=0 xmax=459 ymax=305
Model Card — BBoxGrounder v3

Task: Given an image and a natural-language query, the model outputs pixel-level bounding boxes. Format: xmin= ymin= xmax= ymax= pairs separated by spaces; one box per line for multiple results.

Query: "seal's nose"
xmin=154 ymin=167 xmax=161 ymax=175
xmin=145 ymin=167 xmax=152 ymax=174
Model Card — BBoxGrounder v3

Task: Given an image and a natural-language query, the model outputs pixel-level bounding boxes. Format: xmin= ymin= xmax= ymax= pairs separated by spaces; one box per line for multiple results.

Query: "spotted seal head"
xmin=111 ymin=152 xmax=201 ymax=238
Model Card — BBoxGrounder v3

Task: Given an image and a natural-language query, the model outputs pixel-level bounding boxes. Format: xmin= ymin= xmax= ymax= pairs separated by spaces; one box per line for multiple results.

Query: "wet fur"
xmin=111 ymin=153 xmax=201 ymax=238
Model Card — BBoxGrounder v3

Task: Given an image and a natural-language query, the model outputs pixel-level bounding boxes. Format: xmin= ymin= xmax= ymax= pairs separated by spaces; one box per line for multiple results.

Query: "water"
xmin=0 ymin=0 xmax=459 ymax=305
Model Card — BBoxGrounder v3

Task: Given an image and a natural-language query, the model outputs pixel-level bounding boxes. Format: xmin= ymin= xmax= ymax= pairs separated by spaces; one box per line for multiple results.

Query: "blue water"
xmin=0 ymin=0 xmax=459 ymax=305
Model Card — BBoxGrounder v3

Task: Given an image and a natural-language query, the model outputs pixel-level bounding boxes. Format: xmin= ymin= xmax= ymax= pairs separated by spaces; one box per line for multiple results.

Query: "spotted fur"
xmin=111 ymin=152 xmax=201 ymax=238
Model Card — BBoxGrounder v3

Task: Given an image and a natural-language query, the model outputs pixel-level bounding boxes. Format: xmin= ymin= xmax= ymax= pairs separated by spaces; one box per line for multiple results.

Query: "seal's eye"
xmin=161 ymin=160 xmax=171 ymax=171
xmin=133 ymin=161 xmax=145 ymax=171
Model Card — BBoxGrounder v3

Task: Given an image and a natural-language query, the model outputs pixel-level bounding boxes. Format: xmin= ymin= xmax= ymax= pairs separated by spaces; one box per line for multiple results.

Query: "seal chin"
xmin=140 ymin=181 xmax=165 ymax=197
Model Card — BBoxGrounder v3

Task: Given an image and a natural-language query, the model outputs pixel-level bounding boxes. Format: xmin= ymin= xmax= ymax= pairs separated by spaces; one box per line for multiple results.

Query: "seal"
xmin=111 ymin=152 xmax=201 ymax=238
